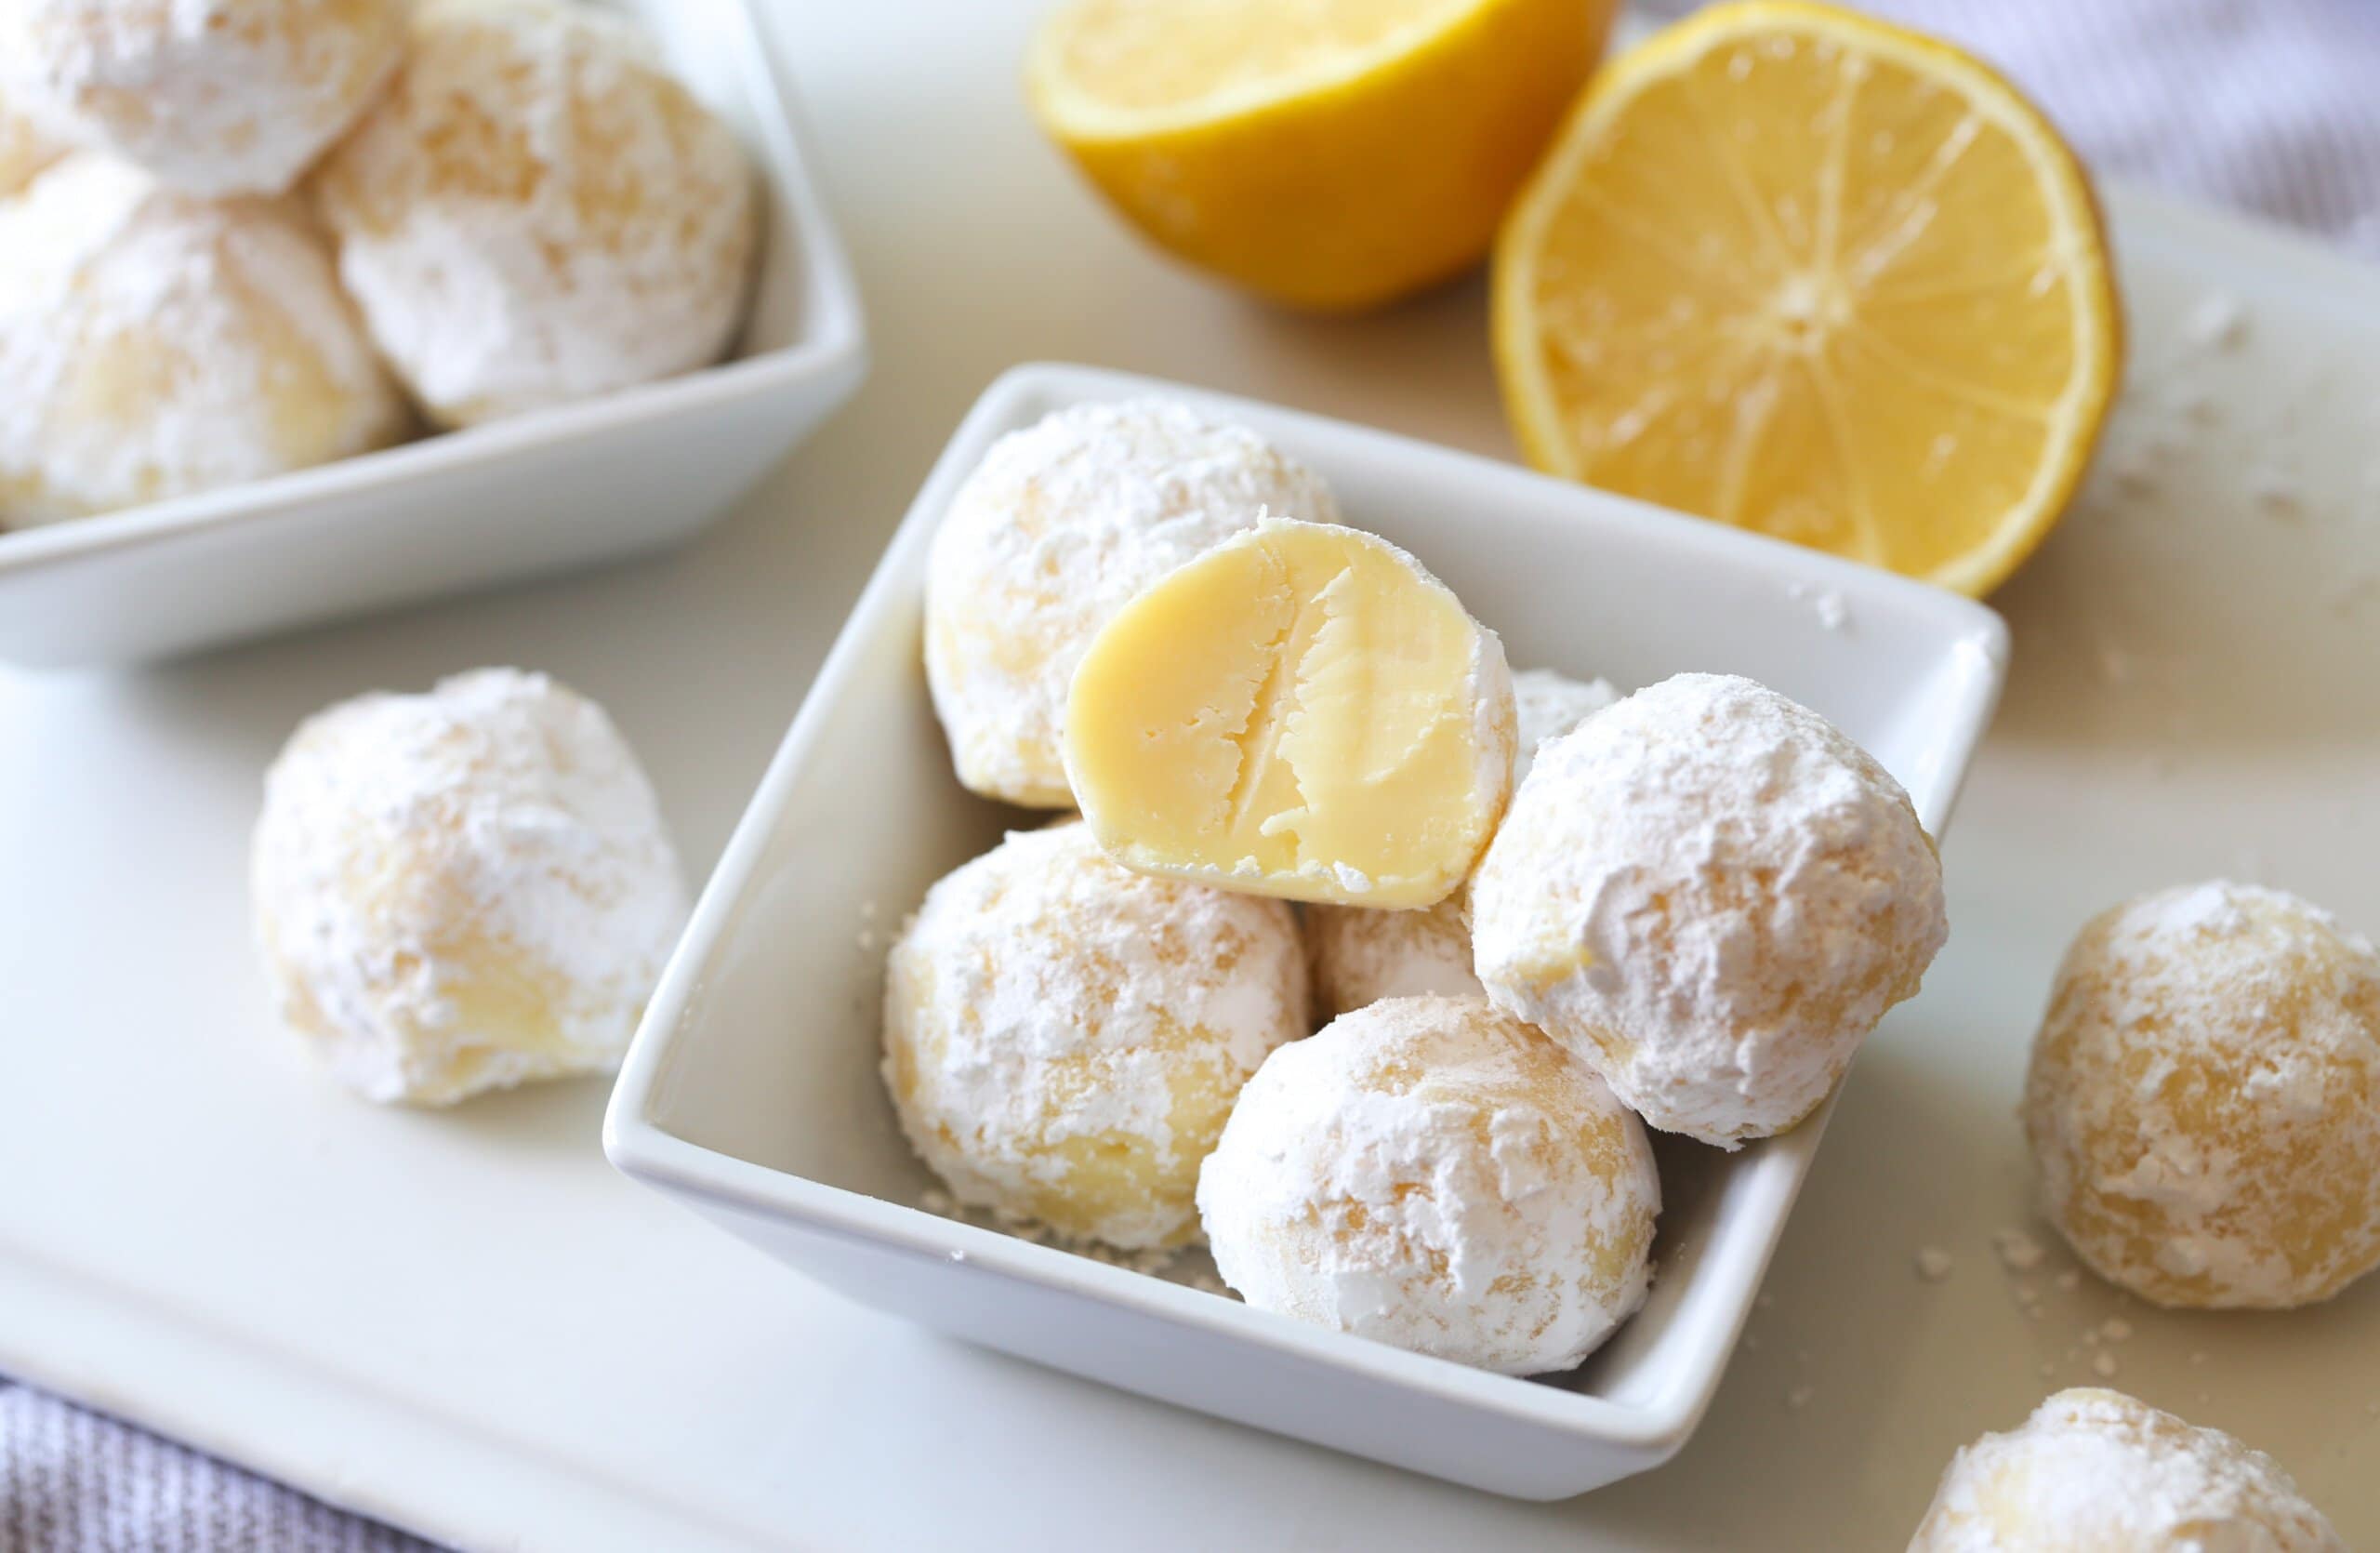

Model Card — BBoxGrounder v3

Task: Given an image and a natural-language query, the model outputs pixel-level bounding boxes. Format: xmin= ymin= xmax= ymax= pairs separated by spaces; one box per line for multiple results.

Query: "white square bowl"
xmin=0 ymin=0 xmax=865 ymax=672
xmin=603 ymin=363 xmax=2009 ymax=1500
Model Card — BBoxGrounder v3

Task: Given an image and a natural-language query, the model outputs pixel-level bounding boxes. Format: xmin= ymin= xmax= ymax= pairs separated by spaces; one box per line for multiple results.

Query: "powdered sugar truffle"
xmin=2024 ymin=882 xmax=2380 ymax=1309
xmin=1198 ymin=994 xmax=1658 ymax=1374
xmin=1306 ymin=667 xmax=1617 ymax=1018
xmin=0 ymin=155 xmax=404 ymax=526
xmin=1472 ymin=673 xmax=1946 ymax=1148
xmin=0 ymin=0 xmax=405 ymax=196
xmin=1909 ymin=1388 xmax=2342 ymax=1550
xmin=883 ymin=821 xmax=1306 ymax=1250
xmin=924 ymin=398 xmax=1341 ymax=807
xmin=311 ymin=0 xmax=756 ymax=428
xmin=251 ymin=669 xmax=691 ymax=1107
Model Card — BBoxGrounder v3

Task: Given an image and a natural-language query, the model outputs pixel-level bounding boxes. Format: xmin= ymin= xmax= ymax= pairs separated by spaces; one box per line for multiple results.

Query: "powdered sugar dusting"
xmin=883 ymin=821 xmax=1305 ymax=1250
xmin=1197 ymin=994 xmax=1659 ymax=1375
xmin=2181 ymin=291 xmax=2249 ymax=352
xmin=250 ymin=669 xmax=691 ymax=1106
xmin=312 ymin=0 xmax=755 ymax=427
xmin=1508 ymin=667 xmax=1620 ymax=784
xmin=0 ymin=0 xmax=405 ymax=195
xmin=924 ymin=399 xmax=1340 ymax=805
xmin=1472 ymin=672 xmax=1947 ymax=1147
xmin=0 ymin=82 xmax=63 ymax=195
xmin=1910 ymin=1388 xmax=2342 ymax=1549
xmin=0 ymin=155 xmax=404 ymax=525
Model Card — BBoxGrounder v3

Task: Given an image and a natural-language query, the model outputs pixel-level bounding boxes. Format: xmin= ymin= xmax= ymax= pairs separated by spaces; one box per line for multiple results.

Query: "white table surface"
xmin=3 ymin=3 xmax=2377 ymax=1548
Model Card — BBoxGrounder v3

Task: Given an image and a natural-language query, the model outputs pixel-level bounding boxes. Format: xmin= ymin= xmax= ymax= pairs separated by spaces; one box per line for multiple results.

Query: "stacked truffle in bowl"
xmin=0 ymin=0 xmax=754 ymax=528
xmin=885 ymin=397 xmax=1950 ymax=1378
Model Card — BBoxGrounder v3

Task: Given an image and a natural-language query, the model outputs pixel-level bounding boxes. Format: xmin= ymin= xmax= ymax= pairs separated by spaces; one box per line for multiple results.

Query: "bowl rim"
xmin=604 ymin=360 xmax=2010 ymax=1457
xmin=0 ymin=0 xmax=866 ymax=579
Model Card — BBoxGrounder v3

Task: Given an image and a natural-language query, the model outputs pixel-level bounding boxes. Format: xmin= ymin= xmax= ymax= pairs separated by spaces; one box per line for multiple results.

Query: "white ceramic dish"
xmin=603 ymin=362 xmax=2009 ymax=1499
xmin=0 ymin=0 xmax=866 ymax=673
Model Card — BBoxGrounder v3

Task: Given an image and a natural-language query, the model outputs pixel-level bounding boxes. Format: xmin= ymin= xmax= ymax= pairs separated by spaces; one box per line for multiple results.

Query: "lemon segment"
xmin=1028 ymin=0 xmax=1615 ymax=312
xmin=1492 ymin=0 xmax=2120 ymax=594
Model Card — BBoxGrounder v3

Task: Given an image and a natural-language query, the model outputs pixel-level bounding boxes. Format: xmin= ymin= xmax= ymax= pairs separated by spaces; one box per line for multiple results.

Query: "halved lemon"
xmin=1493 ymin=1 xmax=2120 ymax=595
xmin=1027 ymin=0 xmax=1616 ymax=312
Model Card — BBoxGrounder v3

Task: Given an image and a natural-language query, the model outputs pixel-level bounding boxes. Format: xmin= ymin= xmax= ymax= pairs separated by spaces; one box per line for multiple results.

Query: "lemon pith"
xmin=1493 ymin=1 xmax=2120 ymax=595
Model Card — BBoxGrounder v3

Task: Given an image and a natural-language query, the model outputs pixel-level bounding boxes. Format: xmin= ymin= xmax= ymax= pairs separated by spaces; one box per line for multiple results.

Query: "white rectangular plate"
xmin=0 ymin=3 xmax=2375 ymax=1539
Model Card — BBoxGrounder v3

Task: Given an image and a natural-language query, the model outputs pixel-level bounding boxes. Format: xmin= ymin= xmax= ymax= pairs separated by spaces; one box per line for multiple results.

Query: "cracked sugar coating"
xmin=311 ymin=0 xmax=756 ymax=428
xmin=0 ymin=83 xmax=64 ymax=195
xmin=883 ymin=821 xmax=1306 ymax=1250
xmin=0 ymin=155 xmax=404 ymax=526
xmin=1307 ymin=668 xmax=1617 ymax=1018
xmin=2023 ymin=882 xmax=2380 ymax=1309
xmin=1472 ymin=672 xmax=1946 ymax=1147
xmin=251 ymin=669 xmax=692 ymax=1107
xmin=925 ymin=399 xmax=1340 ymax=807
xmin=1909 ymin=1387 xmax=2342 ymax=1550
xmin=1197 ymin=994 xmax=1658 ymax=1375
xmin=0 ymin=0 xmax=405 ymax=195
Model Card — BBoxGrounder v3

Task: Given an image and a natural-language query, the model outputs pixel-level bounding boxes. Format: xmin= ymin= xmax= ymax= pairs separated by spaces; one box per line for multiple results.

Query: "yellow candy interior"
xmin=1064 ymin=520 xmax=1506 ymax=908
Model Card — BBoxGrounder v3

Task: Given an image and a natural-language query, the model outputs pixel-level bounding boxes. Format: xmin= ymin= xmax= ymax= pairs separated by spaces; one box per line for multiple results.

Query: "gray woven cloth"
xmin=8 ymin=2 xmax=2380 ymax=1550
xmin=0 ymin=1386 xmax=433 ymax=1553
xmin=1640 ymin=0 xmax=2380 ymax=254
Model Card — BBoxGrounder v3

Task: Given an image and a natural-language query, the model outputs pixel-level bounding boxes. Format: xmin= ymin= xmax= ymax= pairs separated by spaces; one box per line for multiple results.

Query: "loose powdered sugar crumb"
xmin=1994 ymin=1227 xmax=2048 ymax=1272
xmin=2181 ymin=292 xmax=2249 ymax=352
xmin=1785 ymin=580 xmax=1852 ymax=632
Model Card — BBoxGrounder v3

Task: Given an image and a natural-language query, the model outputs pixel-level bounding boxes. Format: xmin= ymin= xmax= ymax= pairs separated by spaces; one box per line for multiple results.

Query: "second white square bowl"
xmin=604 ymin=363 xmax=2009 ymax=1499
xmin=0 ymin=0 xmax=865 ymax=671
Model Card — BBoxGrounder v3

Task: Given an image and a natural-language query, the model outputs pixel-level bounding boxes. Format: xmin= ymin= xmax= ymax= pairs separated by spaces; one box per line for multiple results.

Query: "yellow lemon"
xmin=1493 ymin=1 xmax=2120 ymax=595
xmin=1027 ymin=0 xmax=1615 ymax=312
